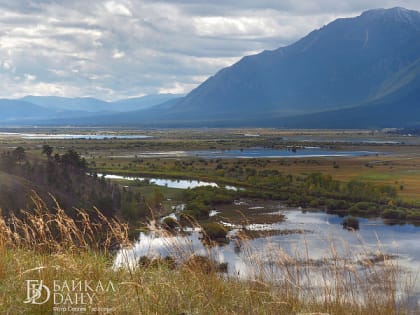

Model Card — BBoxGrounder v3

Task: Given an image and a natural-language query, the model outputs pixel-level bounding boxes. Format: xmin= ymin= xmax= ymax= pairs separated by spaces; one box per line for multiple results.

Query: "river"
xmin=99 ymin=174 xmax=239 ymax=190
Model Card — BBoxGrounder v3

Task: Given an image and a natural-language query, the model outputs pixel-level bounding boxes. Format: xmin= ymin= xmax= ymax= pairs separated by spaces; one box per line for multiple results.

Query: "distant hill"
xmin=0 ymin=99 xmax=59 ymax=122
xmin=0 ymin=98 xmax=110 ymax=123
xmin=111 ymin=94 xmax=184 ymax=112
xmin=20 ymin=94 xmax=182 ymax=112
xmin=29 ymin=97 xmax=184 ymax=126
xmin=2 ymin=8 xmax=419 ymax=128
xmin=21 ymin=96 xmax=110 ymax=112
xmin=0 ymin=94 xmax=182 ymax=123
xmin=0 ymin=148 xmax=119 ymax=217
xmin=130 ymin=7 xmax=419 ymax=128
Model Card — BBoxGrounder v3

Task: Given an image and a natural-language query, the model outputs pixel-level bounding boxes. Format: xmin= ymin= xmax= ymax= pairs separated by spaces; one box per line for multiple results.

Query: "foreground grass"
xmin=0 ymin=195 xmax=416 ymax=314
xmin=0 ymin=248 xmax=408 ymax=315
xmin=0 ymin=248 xmax=301 ymax=314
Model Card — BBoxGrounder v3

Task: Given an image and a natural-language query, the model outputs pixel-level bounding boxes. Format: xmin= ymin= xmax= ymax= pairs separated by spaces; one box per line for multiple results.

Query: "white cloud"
xmin=2 ymin=60 xmax=12 ymax=70
xmin=104 ymin=1 xmax=132 ymax=17
xmin=158 ymin=82 xmax=197 ymax=94
xmin=112 ymin=49 xmax=125 ymax=59
xmin=0 ymin=1 xmax=418 ymax=100
xmin=194 ymin=16 xmax=277 ymax=38
xmin=24 ymin=73 xmax=36 ymax=81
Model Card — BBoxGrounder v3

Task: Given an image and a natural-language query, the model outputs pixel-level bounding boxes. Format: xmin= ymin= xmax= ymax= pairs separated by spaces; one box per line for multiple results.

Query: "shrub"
xmin=309 ymin=199 xmax=320 ymax=208
xmin=325 ymin=199 xmax=349 ymax=211
xmin=349 ymin=202 xmax=379 ymax=216
xmin=182 ymin=187 xmax=236 ymax=219
xmin=201 ymin=222 xmax=228 ymax=242
xmin=162 ymin=217 xmax=178 ymax=230
xmin=381 ymin=208 xmax=407 ymax=220
xmin=138 ymin=255 xmax=176 ymax=269
xmin=342 ymin=216 xmax=360 ymax=230
xmin=182 ymin=255 xmax=216 ymax=274
xmin=183 ymin=202 xmax=210 ymax=219
xmin=407 ymin=210 xmax=420 ymax=222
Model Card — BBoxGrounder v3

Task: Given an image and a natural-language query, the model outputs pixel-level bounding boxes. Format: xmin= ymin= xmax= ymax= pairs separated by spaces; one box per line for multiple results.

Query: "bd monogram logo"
xmin=23 ymin=279 xmax=116 ymax=312
xmin=24 ymin=280 xmax=51 ymax=305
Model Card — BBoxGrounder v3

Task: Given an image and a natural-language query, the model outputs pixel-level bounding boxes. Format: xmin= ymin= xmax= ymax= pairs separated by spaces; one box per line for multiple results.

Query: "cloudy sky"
xmin=0 ymin=0 xmax=419 ymax=100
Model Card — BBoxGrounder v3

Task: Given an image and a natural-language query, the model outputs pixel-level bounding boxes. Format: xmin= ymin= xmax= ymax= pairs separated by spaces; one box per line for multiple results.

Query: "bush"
xmin=201 ymin=222 xmax=228 ymax=242
xmin=183 ymin=201 xmax=210 ymax=219
xmin=138 ymin=256 xmax=176 ymax=269
xmin=325 ymin=199 xmax=349 ymax=211
xmin=407 ymin=210 xmax=420 ymax=222
xmin=309 ymin=199 xmax=320 ymax=208
xmin=182 ymin=187 xmax=236 ymax=219
xmin=381 ymin=208 xmax=407 ymax=220
xmin=342 ymin=216 xmax=360 ymax=230
xmin=162 ymin=217 xmax=178 ymax=230
xmin=349 ymin=202 xmax=379 ymax=216
xmin=181 ymin=255 xmax=228 ymax=274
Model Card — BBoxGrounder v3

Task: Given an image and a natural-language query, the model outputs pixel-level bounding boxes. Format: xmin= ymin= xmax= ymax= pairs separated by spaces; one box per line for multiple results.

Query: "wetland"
xmin=1 ymin=127 xmax=420 ymax=309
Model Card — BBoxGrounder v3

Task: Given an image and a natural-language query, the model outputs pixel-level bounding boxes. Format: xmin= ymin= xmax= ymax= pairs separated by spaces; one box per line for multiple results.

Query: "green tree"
xmin=12 ymin=147 xmax=26 ymax=162
xmin=61 ymin=149 xmax=87 ymax=170
xmin=42 ymin=145 xmax=53 ymax=158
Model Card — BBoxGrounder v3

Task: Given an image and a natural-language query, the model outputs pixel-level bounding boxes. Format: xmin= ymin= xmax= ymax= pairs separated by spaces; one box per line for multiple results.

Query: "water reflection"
xmin=108 ymin=148 xmax=383 ymax=159
xmin=100 ymin=174 xmax=237 ymax=190
xmin=114 ymin=210 xmax=420 ymax=305
xmin=188 ymin=148 xmax=381 ymax=159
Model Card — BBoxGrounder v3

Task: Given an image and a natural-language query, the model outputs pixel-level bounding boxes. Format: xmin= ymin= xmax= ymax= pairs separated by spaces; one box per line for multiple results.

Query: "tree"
xmin=61 ymin=149 xmax=87 ymax=170
xmin=42 ymin=145 xmax=53 ymax=158
xmin=12 ymin=147 xmax=26 ymax=162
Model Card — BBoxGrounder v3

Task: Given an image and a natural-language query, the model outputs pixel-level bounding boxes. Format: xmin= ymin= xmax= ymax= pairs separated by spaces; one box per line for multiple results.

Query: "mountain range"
xmin=0 ymin=7 xmax=419 ymax=128
xmin=0 ymin=94 xmax=182 ymax=123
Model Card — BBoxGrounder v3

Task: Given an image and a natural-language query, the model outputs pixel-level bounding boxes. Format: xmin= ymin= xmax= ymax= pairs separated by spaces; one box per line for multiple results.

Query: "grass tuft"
xmin=0 ymin=194 xmax=417 ymax=314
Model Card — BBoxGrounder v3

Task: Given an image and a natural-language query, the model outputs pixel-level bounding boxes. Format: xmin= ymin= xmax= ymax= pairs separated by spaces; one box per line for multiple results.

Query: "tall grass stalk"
xmin=0 ymin=194 xmax=416 ymax=314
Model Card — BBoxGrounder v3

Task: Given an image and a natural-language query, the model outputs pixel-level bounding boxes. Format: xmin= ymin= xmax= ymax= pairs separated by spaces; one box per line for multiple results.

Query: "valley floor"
xmin=1 ymin=128 xmax=420 ymax=314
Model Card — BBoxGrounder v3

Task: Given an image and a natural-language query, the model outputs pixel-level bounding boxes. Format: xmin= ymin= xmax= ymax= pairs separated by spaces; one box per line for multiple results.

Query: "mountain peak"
xmin=3 ymin=8 xmax=419 ymax=128
xmin=361 ymin=7 xmax=420 ymax=24
xmin=154 ymin=7 xmax=420 ymax=128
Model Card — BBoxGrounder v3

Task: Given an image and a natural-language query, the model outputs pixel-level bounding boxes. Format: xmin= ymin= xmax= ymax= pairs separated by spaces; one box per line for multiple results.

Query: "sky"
xmin=0 ymin=0 xmax=419 ymax=101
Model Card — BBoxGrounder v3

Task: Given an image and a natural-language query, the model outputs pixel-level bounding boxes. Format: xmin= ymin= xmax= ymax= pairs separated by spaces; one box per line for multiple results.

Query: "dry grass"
xmin=0 ymin=192 xmax=129 ymax=253
xmin=0 ymin=194 xmax=417 ymax=314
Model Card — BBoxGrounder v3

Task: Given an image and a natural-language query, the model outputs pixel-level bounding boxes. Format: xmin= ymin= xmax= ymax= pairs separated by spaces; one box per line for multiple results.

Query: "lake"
xmin=109 ymin=147 xmax=383 ymax=159
xmin=0 ymin=132 xmax=152 ymax=140
xmin=115 ymin=209 xmax=420 ymax=308
xmin=188 ymin=148 xmax=381 ymax=158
